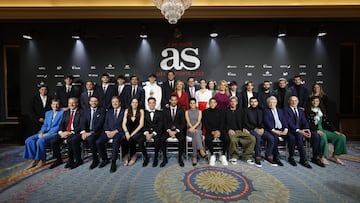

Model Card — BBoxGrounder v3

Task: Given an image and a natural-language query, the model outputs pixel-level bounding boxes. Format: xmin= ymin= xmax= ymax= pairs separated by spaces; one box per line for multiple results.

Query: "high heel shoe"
xmin=199 ymin=150 xmax=208 ymax=159
xmin=192 ymin=157 xmax=197 ymax=166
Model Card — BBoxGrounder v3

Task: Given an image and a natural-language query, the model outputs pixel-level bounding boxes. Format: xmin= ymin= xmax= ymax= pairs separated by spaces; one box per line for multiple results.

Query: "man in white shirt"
xmin=143 ymin=73 xmax=162 ymax=111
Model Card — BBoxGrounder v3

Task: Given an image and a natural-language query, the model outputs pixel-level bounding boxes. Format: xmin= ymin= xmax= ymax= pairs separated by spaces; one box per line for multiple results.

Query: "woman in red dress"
xmin=172 ymin=80 xmax=189 ymax=111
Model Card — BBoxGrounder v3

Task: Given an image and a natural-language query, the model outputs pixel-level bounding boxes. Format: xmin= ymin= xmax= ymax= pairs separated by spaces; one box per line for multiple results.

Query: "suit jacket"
xmin=163 ymin=106 xmax=185 ymax=136
xmin=224 ymin=108 xmax=243 ymax=131
xmin=116 ymin=84 xmax=126 ymax=109
xmin=285 ymin=106 xmax=309 ymax=133
xmin=39 ymin=110 xmax=64 ymax=135
xmin=96 ymin=85 xmax=116 ymax=110
xmin=80 ymin=107 xmax=106 ymax=135
xmin=55 ymin=85 xmax=81 ymax=107
xmin=161 ymin=80 xmax=175 ymax=108
xmin=289 ymin=85 xmax=309 ymax=107
xmin=185 ymin=85 xmax=199 ymax=99
xmin=274 ymin=88 xmax=293 ymax=109
xmin=257 ymin=91 xmax=276 ymax=110
xmin=263 ymin=107 xmax=288 ymax=131
xmin=80 ymin=90 xmax=101 ymax=109
xmin=58 ymin=109 xmax=82 ymax=134
xmin=144 ymin=110 xmax=163 ymax=136
xmin=241 ymin=91 xmax=258 ymax=109
xmin=243 ymin=107 xmax=265 ymax=130
xmin=104 ymin=108 xmax=125 ymax=134
xmin=122 ymin=85 xmax=145 ymax=109
xmin=31 ymin=94 xmax=52 ymax=121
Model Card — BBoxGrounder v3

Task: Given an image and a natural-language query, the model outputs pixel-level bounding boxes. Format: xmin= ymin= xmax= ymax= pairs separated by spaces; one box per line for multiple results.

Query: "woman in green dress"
xmin=306 ymin=96 xmax=347 ymax=165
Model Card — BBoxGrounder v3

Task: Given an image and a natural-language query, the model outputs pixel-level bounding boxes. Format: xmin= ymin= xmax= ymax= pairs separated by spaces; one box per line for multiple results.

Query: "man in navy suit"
xmin=80 ymin=80 xmax=99 ymax=109
xmin=263 ymin=96 xmax=288 ymax=166
xmin=185 ymin=76 xmax=199 ymax=99
xmin=288 ymin=75 xmax=309 ymax=108
xmin=161 ymin=94 xmax=186 ymax=167
xmin=96 ymin=96 xmax=125 ymax=173
xmin=161 ymin=70 xmax=176 ymax=108
xmin=49 ymin=97 xmax=83 ymax=169
xmin=78 ymin=96 xmax=106 ymax=169
xmin=285 ymin=96 xmax=318 ymax=168
xmin=55 ymin=75 xmax=81 ymax=108
xmin=31 ymin=84 xmax=52 ymax=130
xmin=229 ymin=81 xmax=242 ymax=109
xmin=122 ymin=75 xmax=145 ymax=109
xmin=97 ymin=73 xmax=116 ymax=110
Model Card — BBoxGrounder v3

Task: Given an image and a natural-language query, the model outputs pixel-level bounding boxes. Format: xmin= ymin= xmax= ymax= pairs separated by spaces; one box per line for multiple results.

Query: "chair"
xmin=166 ymin=137 xmax=181 ymax=159
xmin=185 ymin=136 xmax=193 ymax=160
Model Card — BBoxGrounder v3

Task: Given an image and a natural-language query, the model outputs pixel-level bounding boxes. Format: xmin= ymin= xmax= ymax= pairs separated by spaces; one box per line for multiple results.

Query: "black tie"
xmin=171 ymin=108 xmax=175 ymax=120
xmin=132 ymin=87 xmax=136 ymax=98
xmin=114 ymin=109 xmax=118 ymax=119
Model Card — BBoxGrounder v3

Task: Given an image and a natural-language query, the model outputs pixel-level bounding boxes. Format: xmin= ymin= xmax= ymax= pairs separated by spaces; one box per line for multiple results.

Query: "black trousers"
xmin=136 ymin=134 xmax=162 ymax=160
xmin=96 ymin=132 xmax=123 ymax=161
xmin=51 ymin=133 xmax=82 ymax=163
xmin=160 ymin=132 xmax=185 ymax=159
xmin=120 ymin=132 xmax=143 ymax=159
xmin=205 ymin=132 xmax=230 ymax=155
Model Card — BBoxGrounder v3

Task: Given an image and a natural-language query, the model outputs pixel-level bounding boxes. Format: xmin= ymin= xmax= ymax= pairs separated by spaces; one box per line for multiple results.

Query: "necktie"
xmin=170 ymin=81 xmax=173 ymax=89
xmin=191 ymin=88 xmax=195 ymax=98
xmin=114 ymin=109 xmax=118 ymax=120
xmin=66 ymin=110 xmax=74 ymax=132
xmin=171 ymin=108 xmax=175 ymax=120
xmin=132 ymin=87 xmax=136 ymax=98
xmin=90 ymin=109 xmax=95 ymax=131
xmin=294 ymin=108 xmax=299 ymax=125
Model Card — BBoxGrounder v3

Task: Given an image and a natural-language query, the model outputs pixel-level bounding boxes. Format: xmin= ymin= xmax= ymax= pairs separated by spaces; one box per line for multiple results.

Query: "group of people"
xmin=23 ymin=71 xmax=347 ymax=173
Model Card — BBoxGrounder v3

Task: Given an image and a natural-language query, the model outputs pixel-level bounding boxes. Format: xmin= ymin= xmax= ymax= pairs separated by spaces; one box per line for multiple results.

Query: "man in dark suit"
xmin=229 ymin=81 xmax=242 ymax=109
xmin=161 ymin=70 xmax=176 ymax=108
xmin=274 ymin=78 xmax=292 ymax=109
xmin=31 ymin=84 xmax=52 ymax=129
xmin=96 ymin=73 xmax=116 ymax=110
xmin=257 ymin=80 xmax=276 ymax=110
xmin=263 ymin=96 xmax=288 ymax=166
xmin=243 ymin=97 xmax=274 ymax=168
xmin=49 ymin=97 xmax=83 ymax=169
xmin=161 ymin=94 xmax=186 ymax=167
xmin=96 ymin=96 xmax=125 ymax=173
xmin=78 ymin=96 xmax=106 ymax=169
xmin=137 ymin=97 xmax=163 ymax=167
xmin=55 ymin=75 xmax=81 ymax=108
xmin=285 ymin=96 xmax=317 ymax=168
xmin=288 ymin=75 xmax=309 ymax=108
xmin=122 ymin=75 xmax=145 ymax=109
xmin=116 ymin=75 xmax=126 ymax=109
xmin=80 ymin=80 xmax=100 ymax=109
xmin=241 ymin=81 xmax=257 ymax=109
xmin=185 ymin=76 xmax=199 ymax=99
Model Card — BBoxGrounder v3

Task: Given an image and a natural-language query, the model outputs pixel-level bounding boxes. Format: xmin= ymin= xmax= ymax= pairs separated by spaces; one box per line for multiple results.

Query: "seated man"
xmin=24 ymin=99 xmax=63 ymax=169
xmin=49 ymin=97 xmax=82 ymax=169
xmin=202 ymin=98 xmax=230 ymax=166
xmin=263 ymin=96 xmax=288 ymax=166
xmin=96 ymin=96 xmax=125 ymax=173
xmin=285 ymin=96 xmax=318 ymax=168
xmin=161 ymin=94 xmax=186 ymax=167
xmin=78 ymin=96 xmax=106 ymax=169
xmin=225 ymin=96 xmax=256 ymax=165
xmin=137 ymin=97 xmax=163 ymax=167
xmin=243 ymin=97 xmax=274 ymax=168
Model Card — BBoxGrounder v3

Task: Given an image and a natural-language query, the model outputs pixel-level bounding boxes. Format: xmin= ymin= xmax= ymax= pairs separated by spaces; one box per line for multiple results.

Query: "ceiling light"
xmin=22 ymin=34 xmax=32 ymax=40
xmin=153 ymin=0 xmax=192 ymax=24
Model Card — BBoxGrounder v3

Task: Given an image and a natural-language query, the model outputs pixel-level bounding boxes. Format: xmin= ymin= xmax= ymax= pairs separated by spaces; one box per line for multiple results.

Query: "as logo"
xmin=160 ymin=47 xmax=201 ymax=71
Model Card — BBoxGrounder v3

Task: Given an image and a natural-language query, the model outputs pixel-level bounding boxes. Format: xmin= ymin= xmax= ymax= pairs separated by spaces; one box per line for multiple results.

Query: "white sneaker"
xmin=230 ymin=158 xmax=237 ymax=165
xmin=220 ymin=155 xmax=228 ymax=166
xmin=209 ymin=155 xmax=216 ymax=166
xmin=246 ymin=159 xmax=255 ymax=165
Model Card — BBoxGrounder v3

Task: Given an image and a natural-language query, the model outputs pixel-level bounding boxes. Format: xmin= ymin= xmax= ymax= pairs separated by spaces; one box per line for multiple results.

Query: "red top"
xmin=172 ymin=91 xmax=189 ymax=111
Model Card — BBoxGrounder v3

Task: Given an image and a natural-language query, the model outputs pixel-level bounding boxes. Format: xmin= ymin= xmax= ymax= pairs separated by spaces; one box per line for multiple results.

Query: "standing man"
xmin=80 ymin=80 xmax=99 ymax=109
xmin=229 ymin=81 xmax=242 ymax=109
xmin=263 ymin=96 xmax=288 ymax=166
xmin=225 ymin=96 xmax=256 ymax=165
xmin=161 ymin=94 xmax=186 ymax=167
xmin=137 ymin=97 xmax=163 ymax=167
xmin=185 ymin=76 xmax=199 ymax=99
xmin=79 ymin=96 xmax=106 ymax=169
xmin=96 ymin=96 xmax=125 ymax=173
xmin=143 ymin=73 xmax=162 ymax=111
xmin=202 ymin=98 xmax=229 ymax=166
xmin=31 ymin=84 xmax=52 ymax=130
xmin=49 ymin=97 xmax=82 ymax=169
xmin=257 ymin=80 xmax=276 ymax=110
xmin=97 ymin=73 xmax=116 ymax=110
xmin=161 ymin=70 xmax=176 ymax=108
xmin=123 ymin=75 xmax=145 ymax=109
xmin=274 ymin=78 xmax=292 ymax=109
xmin=241 ymin=81 xmax=257 ymax=109
xmin=288 ymin=75 xmax=309 ymax=108
xmin=55 ymin=75 xmax=81 ymax=108
xmin=116 ymin=75 xmax=126 ymax=109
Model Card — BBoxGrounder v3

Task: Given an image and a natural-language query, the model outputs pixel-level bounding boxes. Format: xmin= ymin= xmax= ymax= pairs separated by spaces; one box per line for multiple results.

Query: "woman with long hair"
xmin=214 ymin=80 xmax=230 ymax=110
xmin=195 ymin=79 xmax=213 ymax=111
xmin=172 ymin=80 xmax=189 ymax=111
xmin=309 ymin=83 xmax=329 ymax=110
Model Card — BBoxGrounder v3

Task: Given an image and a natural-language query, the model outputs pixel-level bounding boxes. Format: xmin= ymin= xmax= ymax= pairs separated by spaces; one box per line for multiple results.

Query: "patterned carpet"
xmin=1 ymin=142 xmax=360 ymax=203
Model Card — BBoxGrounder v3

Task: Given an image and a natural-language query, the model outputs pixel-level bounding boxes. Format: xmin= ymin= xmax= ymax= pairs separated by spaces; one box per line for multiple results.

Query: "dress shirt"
xmin=40 ymin=95 xmax=47 ymax=108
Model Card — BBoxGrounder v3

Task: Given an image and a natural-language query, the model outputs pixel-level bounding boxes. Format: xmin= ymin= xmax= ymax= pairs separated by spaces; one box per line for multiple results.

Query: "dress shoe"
xmin=274 ymin=158 xmax=284 ymax=166
xmin=99 ymin=159 xmax=110 ymax=168
xmin=264 ymin=157 xmax=278 ymax=166
xmin=288 ymin=157 xmax=297 ymax=166
xmin=152 ymin=159 xmax=158 ymax=167
xmin=178 ymin=158 xmax=184 ymax=167
xmin=89 ymin=160 xmax=99 ymax=169
xmin=299 ymin=159 xmax=312 ymax=169
xmin=49 ymin=160 xmax=63 ymax=169
xmin=311 ymin=158 xmax=325 ymax=167
xmin=143 ymin=158 xmax=149 ymax=167
xmin=160 ymin=159 xmax=168 ymax=168
xmin=70 ymin=160 xmax=83 ymax=169
xmin=110 ymin=162 xmax=117 ymax=173
xmin=64 ymin=161 xmax=74 ymax=169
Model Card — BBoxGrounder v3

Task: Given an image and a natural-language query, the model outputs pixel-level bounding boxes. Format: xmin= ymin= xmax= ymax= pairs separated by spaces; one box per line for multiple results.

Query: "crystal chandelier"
xmin=153 ymin=0 xmax=193 ymax=24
